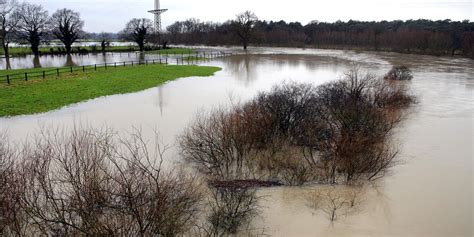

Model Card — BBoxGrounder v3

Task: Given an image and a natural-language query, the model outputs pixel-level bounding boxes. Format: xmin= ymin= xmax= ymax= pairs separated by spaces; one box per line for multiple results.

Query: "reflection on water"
xmin=64 ymin=54 xmax=77 ymax=67
xmin=0 ymin=52 xmax=166 ymax=70
xmin=0 ymin=48 xmax=472 ymax=236
xmin=32 ymin=56 xmax=42 ymax=68
xmin=4 ymin=56 xmax=11 ymax=70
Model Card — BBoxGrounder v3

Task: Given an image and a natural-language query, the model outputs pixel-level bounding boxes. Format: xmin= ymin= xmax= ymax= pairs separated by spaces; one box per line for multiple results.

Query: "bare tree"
xmin=0 ymin=0 xmax=18 ymax=68
xmin=99 ymin=32 xmax=111 ymax=53
xmin=13 ymin=3 xmax=49 ymax=56
xmin=167 ymin=21 xmax=183 ymax=42
xmin=121 ymin=18 xmax=153 ymax=51
xmin=232 ymin=11 xmax=258 ymax=50
xmin=50 ymin=8 xmax=84 ymax=54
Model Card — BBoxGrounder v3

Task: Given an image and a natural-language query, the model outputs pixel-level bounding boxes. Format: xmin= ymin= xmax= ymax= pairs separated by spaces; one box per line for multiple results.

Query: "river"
xmin=0 ymin=47 xmax=472 ymax=236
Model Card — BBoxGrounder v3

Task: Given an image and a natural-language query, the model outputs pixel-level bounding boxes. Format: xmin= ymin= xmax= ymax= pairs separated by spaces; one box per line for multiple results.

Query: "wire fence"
xmin=1 ymin=51 xmax=232 ymax=85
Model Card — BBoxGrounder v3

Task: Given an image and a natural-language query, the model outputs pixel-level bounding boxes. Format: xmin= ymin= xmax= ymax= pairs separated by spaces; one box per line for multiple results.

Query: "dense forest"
xmin=166 ymin=18 xmax=474 ymax=57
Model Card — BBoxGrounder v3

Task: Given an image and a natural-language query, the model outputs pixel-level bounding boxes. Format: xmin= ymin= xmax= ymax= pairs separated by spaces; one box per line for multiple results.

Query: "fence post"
xmin=124 ymin=62 xmax=126 ymax=67
xmin=24 ymin=72 xmax=28 ymax=81
xmin=57 ymin=68 xmax=59 ymax=76
xmin=105 ymin=63 xmax=107 ymax=69
xmin=132 ymin=61 xmax=134 ymax=66
xmin=43 ymin=71 xmax=45 ymax=79
xmin=70 ymin=67 xmax=73 ymax=73
xmin=94 ymin=64 xmax=97 ymax=71
xmin=6 ymin=75 xmax=10 ymax=84
xmin=83 ymin=66 xmax=85 ymax=72
xmin=115 ymin=62 xmax=117 ymax=68
xmin=176 ymin=58 xmax=178 ymax=65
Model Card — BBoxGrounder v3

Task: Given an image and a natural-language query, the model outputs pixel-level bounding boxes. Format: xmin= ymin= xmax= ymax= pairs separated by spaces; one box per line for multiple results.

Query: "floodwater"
xmin=0 ymin=52 xmax=171 ymax=70
xmin=0 ymin=44 xmax=212 ymax=70
xmin=0 ymin=47 xmax=472 ymax=236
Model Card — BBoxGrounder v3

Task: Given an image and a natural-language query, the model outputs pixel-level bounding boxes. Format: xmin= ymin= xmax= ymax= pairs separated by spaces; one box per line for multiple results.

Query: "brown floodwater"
xmin=0 ymin=47 xmax=472 ymax=236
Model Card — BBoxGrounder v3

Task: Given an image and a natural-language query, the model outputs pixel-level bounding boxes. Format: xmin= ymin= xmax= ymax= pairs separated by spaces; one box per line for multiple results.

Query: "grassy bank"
xmin=0 ymin=64 xmax=220 ymax=117
xmin=0 ymin=46 xmax=196 ymax=57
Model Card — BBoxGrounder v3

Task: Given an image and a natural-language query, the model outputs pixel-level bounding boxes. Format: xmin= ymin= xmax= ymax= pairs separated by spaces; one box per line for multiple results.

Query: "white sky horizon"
xmin=26 ymin=0 xmax=473 ymax=32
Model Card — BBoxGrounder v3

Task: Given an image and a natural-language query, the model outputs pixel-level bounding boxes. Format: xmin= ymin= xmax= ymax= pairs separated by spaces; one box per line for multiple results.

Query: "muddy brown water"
xmin=0 ymin=47 xmax=472 ymax=236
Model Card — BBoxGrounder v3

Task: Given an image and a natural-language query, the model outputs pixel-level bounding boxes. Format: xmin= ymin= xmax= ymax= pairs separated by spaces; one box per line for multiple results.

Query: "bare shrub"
xmin=108 ymin=130 xmax=203 ymax=236
xmin=179 ymin=109 xmax=258 ymax=180
xmin=306 ymin=185 xmax=365 ymax=222
xmin=252 ymin=82 xmax=320 ymax=141
xmin=180 ymin=66 xmax=415 ymax=186
xmin=21 ymin=128 xmax=116 ymax=235
xmin=206 ymin=187 xmax=259 ymax=235
xmin=314 ymin=67 xmax=414 ymax=183
xmin=254 ymin=142 xmax=316 ymax=185
xmin=0 ymin=133 xmax=28 ymax=236
xmin=7 ymin=126 xmax=203 ymax=236
xmin=179 ymin=83 xmax=323 ymax=184
xmin=384 ymin=65 xmax=414 ymax=80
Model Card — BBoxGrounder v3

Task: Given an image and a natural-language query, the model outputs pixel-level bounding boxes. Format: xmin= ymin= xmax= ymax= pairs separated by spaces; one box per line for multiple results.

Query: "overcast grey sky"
xmin=27 ymin=0 xmax=473 ymax=32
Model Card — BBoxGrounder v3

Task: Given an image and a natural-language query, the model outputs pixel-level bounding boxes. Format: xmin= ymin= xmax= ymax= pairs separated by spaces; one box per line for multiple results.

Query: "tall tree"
xmin=13 ymin=3 xmax=49 ymax=56
xmin=50 ymin=8 xmax=84 ymax=54
xmin=232 ymin=11 xmax=258 ymax=50
xmin=121 ymin=18 xmax=153 ymax=51
xmin=0 ymin=0 xmax=18 ymax=68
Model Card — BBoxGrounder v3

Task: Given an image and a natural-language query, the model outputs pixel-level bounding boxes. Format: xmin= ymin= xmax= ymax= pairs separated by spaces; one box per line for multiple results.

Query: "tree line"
xmin=2 ymin=1 xmax=473 ymax=59
xmin=0 ymin=0 xmax=161 ymax=60
xmin=166 ymin=12 xmax=474 ymax=57
xmin=0 ymin=0 xmax=84 ymax=56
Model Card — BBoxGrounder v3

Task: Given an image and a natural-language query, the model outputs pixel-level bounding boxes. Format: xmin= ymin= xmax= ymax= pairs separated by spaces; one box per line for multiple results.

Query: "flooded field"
xmin=0 ymin=47 xmax=472 ymax=236
xmin=0 ymin=52 xmax=168 ymax=70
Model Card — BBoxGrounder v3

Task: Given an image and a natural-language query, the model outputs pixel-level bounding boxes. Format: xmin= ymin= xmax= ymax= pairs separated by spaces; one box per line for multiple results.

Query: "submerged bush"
xmin=306 ymin=185 xmax=366 ymax=222
xmin=180 ymin=66 xmax=416 ymax=185
xmin=207 ymin=187 xmax=259 ymax=235
xmin=384 ymin=65 xmax=414 ymax=80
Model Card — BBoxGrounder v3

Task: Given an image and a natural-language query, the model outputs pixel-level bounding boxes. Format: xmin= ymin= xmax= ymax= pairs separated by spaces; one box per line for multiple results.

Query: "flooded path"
xmin=0 ymin=47 xmax=472 ymax=236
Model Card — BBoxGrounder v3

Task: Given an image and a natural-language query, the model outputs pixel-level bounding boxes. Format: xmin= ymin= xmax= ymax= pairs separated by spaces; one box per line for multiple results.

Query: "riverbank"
xmin=0 ymin=64 xmax=220 ymax=117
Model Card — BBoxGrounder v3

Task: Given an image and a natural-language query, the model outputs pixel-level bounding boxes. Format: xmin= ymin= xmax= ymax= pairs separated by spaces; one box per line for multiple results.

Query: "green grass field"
xmin=0 ymin=64 xmax=220 ymax=117
xmin=146 ymin=48 xmax=196 ymax=55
